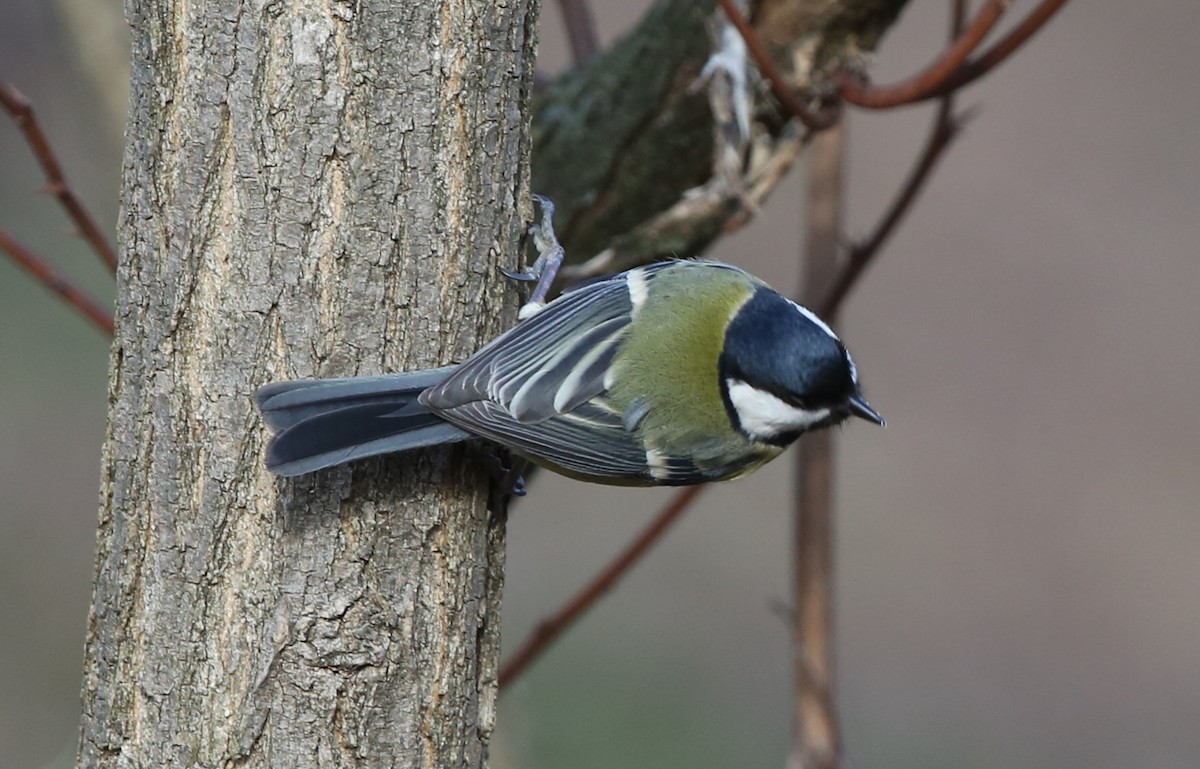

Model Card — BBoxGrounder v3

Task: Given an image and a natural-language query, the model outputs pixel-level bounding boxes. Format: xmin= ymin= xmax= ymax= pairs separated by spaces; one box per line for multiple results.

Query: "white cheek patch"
xmin=726 ymin=379 xmax=831 ymax=441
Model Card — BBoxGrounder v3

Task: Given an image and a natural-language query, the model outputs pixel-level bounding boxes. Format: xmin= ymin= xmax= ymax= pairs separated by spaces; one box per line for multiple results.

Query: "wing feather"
xmin=439 ymin=400 xmax=653 ymax=482
xmin=420 ymin=261 xmax=730 ymax=485
xmin=422 ymin=269 xmax=640 ymax=419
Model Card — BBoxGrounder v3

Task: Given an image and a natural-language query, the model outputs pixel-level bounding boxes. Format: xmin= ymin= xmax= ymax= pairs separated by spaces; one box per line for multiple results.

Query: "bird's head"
xmin=719 ymin=287 xmax=883 ymax=446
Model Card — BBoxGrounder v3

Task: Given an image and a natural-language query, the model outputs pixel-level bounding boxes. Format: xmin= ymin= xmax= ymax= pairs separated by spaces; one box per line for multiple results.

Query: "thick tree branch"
xmin=716 ymin=0 xmax=840 ymax=130
xmin=532 ymin=0 xmax=907 ymax=272
xmin=77 ymin=3 xmax=538 ymax=767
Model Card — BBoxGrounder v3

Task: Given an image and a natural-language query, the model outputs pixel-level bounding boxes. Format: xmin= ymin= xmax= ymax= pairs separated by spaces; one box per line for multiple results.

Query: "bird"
xmin=255 ymin=257 xmax=883 ymax=486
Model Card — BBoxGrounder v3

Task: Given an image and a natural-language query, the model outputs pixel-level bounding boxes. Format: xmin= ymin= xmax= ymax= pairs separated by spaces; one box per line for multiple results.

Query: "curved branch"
xmin=715 ymin=0 xmax=839 ymax=130
xmin=933 ymin=0 xmax=1073 ymax=95
xmin=838 ymin=0 xmax=1009 ymax=109
xmin=1 ymin=83 xmax=119 ymax=273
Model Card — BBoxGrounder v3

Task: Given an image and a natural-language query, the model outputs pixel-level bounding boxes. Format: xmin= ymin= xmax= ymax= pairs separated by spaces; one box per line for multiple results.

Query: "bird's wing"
xmin=423 ymin=263 xmax=674 ymax=422
xmin=440 ymin=399 xmax=648 ymax=480
xmin=421 ymin=260 xmax=749 ymax=485
xmin=438 ymin=399 xmax=713 ymax=485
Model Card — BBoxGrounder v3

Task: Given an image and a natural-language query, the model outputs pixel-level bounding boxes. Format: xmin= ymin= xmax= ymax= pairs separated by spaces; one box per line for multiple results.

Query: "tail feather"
xmin=255 ymin=366 xmax=471 ymax=476
xmin=256 ymin=366 xmax=458 ymax=431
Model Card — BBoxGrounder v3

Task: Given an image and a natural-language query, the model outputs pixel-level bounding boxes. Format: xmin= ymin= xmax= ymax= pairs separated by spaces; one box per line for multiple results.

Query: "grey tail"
xmin=255 ymin=366 xmax=471 ymax=477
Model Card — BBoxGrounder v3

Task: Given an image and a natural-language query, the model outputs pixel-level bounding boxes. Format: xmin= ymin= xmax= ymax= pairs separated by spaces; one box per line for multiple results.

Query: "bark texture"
xmin=78 ymin=1 xmax=538 ymax=767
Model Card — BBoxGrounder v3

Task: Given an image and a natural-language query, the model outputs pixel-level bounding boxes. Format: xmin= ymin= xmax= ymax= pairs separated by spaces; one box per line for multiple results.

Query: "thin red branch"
xmin=557 ymin=0 xmax=600 ymax=66
xmin=933 ymin=0 xmax=1072 ymax=95
xmin=820 ymin=100 xmax=967 ymax=318
xmin=0 ymin=83 xmax=118 ymax=273
xmin=499 ymin=485 xmax=705 ymax=690
xmin=715 ymin=0 xmax=840 ymax=131
xmin=0 ymin=227 xmax=114 ymax=336
xmin=838 ymin=0 xmax=1010 ymax=109
xmin=822 ymin=0 xmax=970 ymax=318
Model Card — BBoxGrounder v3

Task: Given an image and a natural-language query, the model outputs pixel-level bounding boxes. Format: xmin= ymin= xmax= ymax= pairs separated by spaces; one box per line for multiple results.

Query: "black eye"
xmin=784 ymin=393 xmax=813 ymax=410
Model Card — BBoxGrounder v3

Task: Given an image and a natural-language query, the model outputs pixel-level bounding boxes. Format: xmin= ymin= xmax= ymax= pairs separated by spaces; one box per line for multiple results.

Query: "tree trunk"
xmin=78 ymin=1 xmax=539 ymax=767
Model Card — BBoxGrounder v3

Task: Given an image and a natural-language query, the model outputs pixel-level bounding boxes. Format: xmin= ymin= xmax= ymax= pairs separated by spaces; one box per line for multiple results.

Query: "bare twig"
xmin=0 ymin=227 xmax=114 ymax=336
xmin=499 ymin=485 xmax=705 ymax=689
xmin=838 ymin=0 xmax=1009 ymax=109
xmin=820 ymin=99 xmax=967 ymax=318
xmin=788 ymin=124 xmax=844 ymax=769
xmin=0 ymin=83 xmax=119 ymax=273
xmin=715 ymin=0 xmax=840 ymax=131
xmin=951 ymin=0 xmax=969 ymax=62
xmin=933 ymin=0 xmax=1073 ymax=95
xmin=557 ymin=0 xmax=600 ymax=66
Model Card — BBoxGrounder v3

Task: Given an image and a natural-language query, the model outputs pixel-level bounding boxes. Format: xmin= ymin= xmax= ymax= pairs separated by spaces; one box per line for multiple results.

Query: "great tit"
xmin=256 ymin=259 xmax=882 ymax=485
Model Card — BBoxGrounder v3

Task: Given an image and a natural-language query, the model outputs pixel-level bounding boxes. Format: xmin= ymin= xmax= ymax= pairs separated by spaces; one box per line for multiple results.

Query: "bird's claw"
xmin=482 ymin=445 xmax=530 ymax=518
xmin=498 ymin=265 xmax=537 ymax=283
xmin=501 ymin=195 xmax=564 ymax=318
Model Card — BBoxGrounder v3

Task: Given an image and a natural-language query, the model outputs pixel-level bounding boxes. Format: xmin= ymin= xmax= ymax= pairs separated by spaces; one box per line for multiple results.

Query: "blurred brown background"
xmin=2 ymin=2 xmax=1197 ymax=768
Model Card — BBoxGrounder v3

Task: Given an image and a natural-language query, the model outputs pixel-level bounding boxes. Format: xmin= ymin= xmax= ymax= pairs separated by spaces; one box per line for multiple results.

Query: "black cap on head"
xmin=719 ymin=287 xmax=856 ymax=409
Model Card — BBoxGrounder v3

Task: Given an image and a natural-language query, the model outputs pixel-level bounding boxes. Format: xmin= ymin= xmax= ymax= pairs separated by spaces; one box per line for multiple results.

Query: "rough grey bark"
xmin=78 ymin=1 xmax=539 ymax=767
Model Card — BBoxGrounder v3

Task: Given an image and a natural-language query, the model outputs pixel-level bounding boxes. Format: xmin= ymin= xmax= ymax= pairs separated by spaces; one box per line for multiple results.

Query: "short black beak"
xmin=848 ymin=393 xmax=885 ymax=426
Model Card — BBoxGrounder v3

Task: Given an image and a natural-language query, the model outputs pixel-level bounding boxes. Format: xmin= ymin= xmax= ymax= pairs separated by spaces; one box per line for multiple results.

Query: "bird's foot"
xmin=480 ymin=444 xmax=531 ymax=517
xmin=500 ymin=194 xmax=564 ymax=319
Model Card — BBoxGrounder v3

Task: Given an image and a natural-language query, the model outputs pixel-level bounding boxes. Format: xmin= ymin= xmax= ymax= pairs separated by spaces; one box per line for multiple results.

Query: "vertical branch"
xmin=789 ymin=124 xmax=845 ymax=769
xmin=819 ymin=97 xmax=964 ymax=318
xmin=791 ymin=431 xmax=838 ymax=769
xmin=557 ymin=0 xmax=600 ymax=66
xmin=791 ymin=7 xmax=968 ymax=769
